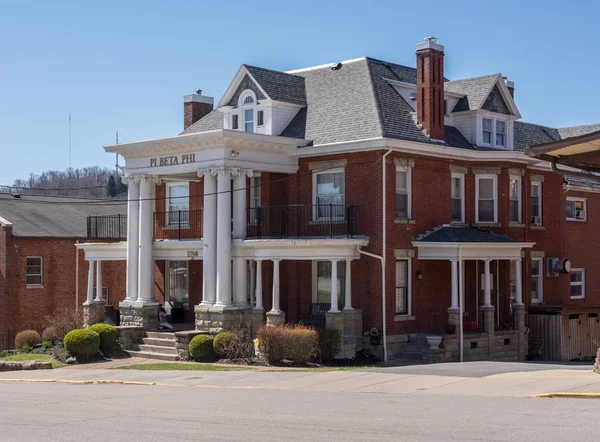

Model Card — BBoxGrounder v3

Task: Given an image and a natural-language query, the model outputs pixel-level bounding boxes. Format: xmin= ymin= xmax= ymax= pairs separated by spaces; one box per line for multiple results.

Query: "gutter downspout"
xmin=458 ymin=246 xmax=463 ymax=362
xmin=75 ymin=240 xmax=80 ymax=312
xmin=358 ymin=148 xmax=393 ymax=362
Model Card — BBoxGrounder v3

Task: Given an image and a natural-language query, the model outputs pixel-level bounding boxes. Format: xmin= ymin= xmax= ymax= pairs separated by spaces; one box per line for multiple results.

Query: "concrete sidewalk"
xmin=0 ymin=360 xmax=598 ymax=398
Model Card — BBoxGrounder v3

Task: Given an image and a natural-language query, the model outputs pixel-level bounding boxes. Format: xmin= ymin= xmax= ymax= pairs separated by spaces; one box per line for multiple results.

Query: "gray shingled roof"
xmin=414 ymin=226 xmax=516 ymax=243
xmin=182 ymin=109 xmax=223 ymax=135
xmin=564 ymin=175 xmax=600 ymax=189
xmin=445 ymin=74 xmax=500 ymax=112
xmin=514 ymin=122 xmax=600 ymax=153
xmin=244 ymin=65 xmax=306 ymax=106
xmin=558 ymin=124 xmax=600 ymax=140
xmin=0 ymin=194 xmax=126 ymax=237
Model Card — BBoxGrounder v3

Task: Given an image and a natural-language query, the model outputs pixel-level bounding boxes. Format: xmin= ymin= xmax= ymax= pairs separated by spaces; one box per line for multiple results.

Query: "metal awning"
xmin=526 ymin=130 xmax=600 ymax=175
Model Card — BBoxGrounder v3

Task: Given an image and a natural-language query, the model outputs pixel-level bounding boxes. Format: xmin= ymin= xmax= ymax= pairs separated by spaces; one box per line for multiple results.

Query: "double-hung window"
xmin=395 ymin=259 xmax=410 ymax=315
xmin=451 ymin=173 xmax=464 ymax=222
xmin=566 ymin=197 xmax=586 ymax=221
xmin=167 ymin=183 xmax=190 ymax=226
xmin=26 ymin=257 xmax=43 ymax=287
xmin=395 ymin=166 xmax=411 ymax=219
xmin=482 ymin=118 xmax=493 ymax=145
xmin=481 ymin=117 xmax=507 ymax=148
xmin=509 ymin=176 xmax=522 ymax=223
xmin=570 ymin=269 xmax=585 ymax=299
xmin=231 ymin=114 xmax=239 ymax=130
xmin=531 ymin=258 xmax=543 ymax=303
xmin=496 ymin=120 xmax=506 ymax=147
xmin=257 ymin=110 xmax=264 ymax=127
xmin=249 ymin=175 xmax=262 ymax=225
xmin=476 ymin=175 xmax=497 ymax=223
xmin=531 ymin=182 xmax=542 ymax=225
xmin=313 ymin=169 xmax=345 ymax=220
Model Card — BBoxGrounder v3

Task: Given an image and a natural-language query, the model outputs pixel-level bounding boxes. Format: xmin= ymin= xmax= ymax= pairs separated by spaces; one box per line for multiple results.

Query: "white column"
xmin=215 ymin=168 xmax=233 ymax=307
xmin=329 ymin=259 xmax=340 ymax=312
xmin=450 ymin=259 xmax=459 ymax=309
xmin=344 ymin=259 xmax=353 ymax=310
xmin=200 ymin=170 xmax=217 ymax=306
xmin=254 ymin=260 xmax=263 ymax=310
xmin=86 ymin=260 xmax=95 ymax=304
xmin=138 ymin=176 xmax=157 ymax=303
xmin=232 ymin=169 xmax=249 ymax=239
xmin=514 ymin=258 xmax=523 ymax=305
xmin=95 ymin=260 xmax=103 ymax=301
xmin=233 ymin=258 xmax=248 ymax=307
xmin=124 ymin=177 xmax=140 ymax=302
xmin=249 ymin=261 xmax=256 ymax=308
xmin=270 ymin=259 xmax=281 ymax=313
xmin=483 ymin=259 xmax=492 ymax=307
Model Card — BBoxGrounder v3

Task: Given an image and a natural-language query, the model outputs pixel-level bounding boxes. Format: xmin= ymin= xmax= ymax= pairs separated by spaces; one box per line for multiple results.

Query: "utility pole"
xmin=115 ymin=131 xmax=119 ymax=176
xmin=69 ymin=114 xmax=72 ymax=169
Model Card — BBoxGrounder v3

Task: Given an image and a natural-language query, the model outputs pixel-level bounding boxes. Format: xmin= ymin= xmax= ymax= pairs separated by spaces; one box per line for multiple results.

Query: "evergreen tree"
xmin=117 ymin=175 xmax=128 ymax=195
xmin=106 ymin=175 xmax=117 ymax=198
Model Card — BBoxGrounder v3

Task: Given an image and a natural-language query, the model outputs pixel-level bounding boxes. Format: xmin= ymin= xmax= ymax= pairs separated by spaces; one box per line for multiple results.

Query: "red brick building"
xmin=14 ymin=38 xmax=600 ymax=361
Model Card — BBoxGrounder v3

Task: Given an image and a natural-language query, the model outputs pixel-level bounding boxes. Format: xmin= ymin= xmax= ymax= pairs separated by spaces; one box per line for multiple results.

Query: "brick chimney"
xmin=183 ymin=90 xmax=214 ymax=130
xmin=416 ymin=37 xmax=445 ymax=141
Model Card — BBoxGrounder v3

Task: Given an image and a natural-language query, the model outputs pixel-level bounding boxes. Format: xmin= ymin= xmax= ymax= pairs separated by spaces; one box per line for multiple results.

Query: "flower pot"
xmin=426 ymin=335 xmax=443 ymax=350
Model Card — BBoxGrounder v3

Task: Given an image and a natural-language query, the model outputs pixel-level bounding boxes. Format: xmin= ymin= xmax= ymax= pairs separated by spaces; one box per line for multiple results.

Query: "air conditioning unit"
xmin=531 ymin=216 xmax=541 ymax=225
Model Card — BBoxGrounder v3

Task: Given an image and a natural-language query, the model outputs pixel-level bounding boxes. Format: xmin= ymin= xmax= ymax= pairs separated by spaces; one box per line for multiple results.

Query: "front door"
xmin=166 ymin=260 xmax=189 ymax=313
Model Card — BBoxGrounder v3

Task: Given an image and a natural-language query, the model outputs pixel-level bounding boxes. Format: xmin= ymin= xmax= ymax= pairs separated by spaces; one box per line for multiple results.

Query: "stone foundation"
xmin=265 ymin=310 xmax=285 ymax=327
xmin=195 ymin=306 xmax=265 ymax=335
xmin=118 ymin=302 xmax=160 ymax=330
xmin=174 ymin=330 xmax=209 ymax=360
xmin=362 ymin=333 xmax=409 ymax=361
xmin=116 ymin=325 xmax=145 ymax=350
xmin=83 ymin=300 xmax=106 ymax=327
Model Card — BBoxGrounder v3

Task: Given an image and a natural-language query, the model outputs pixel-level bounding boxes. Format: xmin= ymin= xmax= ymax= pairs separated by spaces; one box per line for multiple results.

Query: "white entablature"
xmin=106 ymin=129 xmax=306 ymax=176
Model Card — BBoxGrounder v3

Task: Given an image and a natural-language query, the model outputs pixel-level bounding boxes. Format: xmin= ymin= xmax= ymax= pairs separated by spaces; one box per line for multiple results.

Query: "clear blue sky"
xmin=1 ymin=0 xmax=598 ymax=185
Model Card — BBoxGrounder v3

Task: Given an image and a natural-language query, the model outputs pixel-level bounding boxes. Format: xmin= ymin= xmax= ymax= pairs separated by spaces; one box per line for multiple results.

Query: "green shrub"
xmin=188 ymin=335 xmax=214 ymax=362
xmin=64 ymin=329 xmax=100 ymax=359
xmin=42 ymin=326 xmax=59 ymax=343
xmin=257 ymin=324 xmax=319 ymax=365
xmin=88 ymin=323 xmax=119 ymax=355
xmin=15 ymin=330 xmax=41 ymax=350
xmin=41 ymin=340 xmax=54 ymax=351
xmin=20 ymin=344 xmax=33 ymax=353
xmin=213 ymin=329 xmax=253 ymax=361
xmin=318 ymin=328 xmax=342 ymax=364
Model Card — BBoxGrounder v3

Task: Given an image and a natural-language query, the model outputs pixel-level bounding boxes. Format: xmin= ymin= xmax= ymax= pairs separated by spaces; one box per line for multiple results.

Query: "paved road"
xmin=1 ymin=381 xmax=600 ymax=441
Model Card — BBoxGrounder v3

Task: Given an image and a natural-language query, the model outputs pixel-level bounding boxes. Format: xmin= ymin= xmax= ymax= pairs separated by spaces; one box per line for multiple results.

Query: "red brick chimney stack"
xmin=416 ymin=37 xmax=445 ymax=141
xmin=183 ymin=89 xmax=214 ymax=130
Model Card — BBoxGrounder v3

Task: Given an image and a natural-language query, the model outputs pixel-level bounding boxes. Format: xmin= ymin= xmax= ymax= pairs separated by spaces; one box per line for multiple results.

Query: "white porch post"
xmin=270 ymin=259 xmax=281 ymax=313
xmin=215 ymin=168 xmax=232 ymax=307
xmin=199 ymin=170 xmax=217 ymax=306
xmin=483 ymin=259 xmax=492 ymax=307
xmin=232 ymin=169 xmax=250 ymax=239
xmin=343 ymin=259 xmax=353 ymax=310
xmin=514 ymin=258 xmax=523 ymax=305
xmin=86 ymin=260 xmax=95 ymax=304
xmin=254 ymin=260 xmax=263 ymax=310
xmin=138 ymin=176 xmax=158 ymax=303
xmin=95 ymin=260 xmax=103 ymax=301
xmin=233 ymin=258 xmax=248 ymax=307
xmin=124 ymin=177 xmax=140 ymax=302
xmin=450 ymin=259 xmax=459 ymax=309
xmin=329 ymin=259 xmax=340 ymax=312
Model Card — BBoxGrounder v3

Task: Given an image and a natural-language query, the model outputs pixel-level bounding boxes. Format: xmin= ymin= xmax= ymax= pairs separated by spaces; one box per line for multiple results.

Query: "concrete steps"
xmin=125 ymin=331 xmax=179 ymax=361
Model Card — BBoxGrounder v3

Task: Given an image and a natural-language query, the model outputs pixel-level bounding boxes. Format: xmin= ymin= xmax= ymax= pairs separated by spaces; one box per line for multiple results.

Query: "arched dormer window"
xmin=238 ymin=90 xmax=256 ymax=133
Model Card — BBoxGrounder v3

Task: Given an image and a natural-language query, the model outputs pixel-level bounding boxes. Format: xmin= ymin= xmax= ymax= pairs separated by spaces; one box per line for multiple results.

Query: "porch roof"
xmin=412 ymin=226 xmax=534 ymax=260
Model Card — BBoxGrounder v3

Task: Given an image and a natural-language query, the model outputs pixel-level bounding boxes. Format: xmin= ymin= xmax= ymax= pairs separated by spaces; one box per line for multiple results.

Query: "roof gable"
xmin=445 ymin=74 xmax=520 ymax=117
xmin=227 ymin=74 xmax=266 ymax=107
xmin=482 ymin=85 xmax=511 ymax=115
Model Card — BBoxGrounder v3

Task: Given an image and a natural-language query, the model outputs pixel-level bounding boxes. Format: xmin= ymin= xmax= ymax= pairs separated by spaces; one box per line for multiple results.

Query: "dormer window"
xmin=482 ymin=118 xmax=493 ymax=144
xmin=481 ymin=117 xmax=507 ymax=148
xmin=496 ymin=120 xmax=506 ymax=147
xmin=244 ymin=109 xmax=254 ymax=132
xmin=238 ymin=90 xmax=257 ymax=133
xmin=232 ymin=114 xmax=239 ymax=130
xmin=243 ymin=95 xmax=255 ymax=105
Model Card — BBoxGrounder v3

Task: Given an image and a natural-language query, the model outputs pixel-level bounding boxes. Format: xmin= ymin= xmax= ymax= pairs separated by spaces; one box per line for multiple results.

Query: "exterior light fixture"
xmin=416 ymin=270 xmax=423 ymax=280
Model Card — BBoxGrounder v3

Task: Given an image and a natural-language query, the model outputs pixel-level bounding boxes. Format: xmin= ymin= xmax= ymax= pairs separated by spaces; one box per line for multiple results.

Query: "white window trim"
xmin=451 ymin=172 xmax=465 ymax=223
xmin=531 ymin=181 xmax=543 ymax=226
xmin=312 ymin=167 xmax=345 ymax=221
xmin=256 ymin=110 xmax=264 ymax=127
xmin=395 ymin=165 xmax=412 ymax=220
xmin=531 ymin=258 xmax=543 ymax=304
xmin=395 ymin=258 xmax=412 ymax=316
xmin=509 ymin=175 xmax=522 ymax=224
xmin=570 ymin=268 xmax=585 ymax=300
xmin=475 ymin=174 xmax=498 ymax=223
xmin=481 ymin=117 xmax=507 ymax=149
xmin=239 ymin=90 xmax=257 ymax=133
xmin=566 ymin=197 xmax=587 ymax=222
xmin=165 ymin=182 xmax=190 ymax=228
xmin=26 ymin=256 xmax=43 ymax=288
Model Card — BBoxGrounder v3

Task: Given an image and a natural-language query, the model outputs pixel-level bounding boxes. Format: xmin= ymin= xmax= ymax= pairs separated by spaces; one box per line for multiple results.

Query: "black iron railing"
xmin=87 ymin=214 xmax=127 ymax=241
xmin=153 ymin=210 xmax=203 ymax=240
xmin=246 ymin=204 xmax=359 ymax=239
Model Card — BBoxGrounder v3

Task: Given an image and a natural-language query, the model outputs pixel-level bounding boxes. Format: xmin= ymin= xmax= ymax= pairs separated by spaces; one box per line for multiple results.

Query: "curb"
xmin=0 ymin=379 xmax=184 ymax=387
xmin=532 ymin=392 xmax=600 ymax=399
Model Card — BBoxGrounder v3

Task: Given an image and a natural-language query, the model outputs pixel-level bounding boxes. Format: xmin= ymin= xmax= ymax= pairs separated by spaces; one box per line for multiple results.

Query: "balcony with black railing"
xmin=246 ymin=204 xmax=360 ymax=239
xmin=153 ymin=210 xmax=203 ymax=241
xmin=87 ymin=214 xmax=127 ymax=241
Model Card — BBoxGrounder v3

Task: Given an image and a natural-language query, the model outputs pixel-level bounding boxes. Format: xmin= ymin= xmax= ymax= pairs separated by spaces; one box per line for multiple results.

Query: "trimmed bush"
xmin=213 ymin=332 xmax=236 ymax=358
xmin=64 ymin=329 xmax=100 ymax=359
xmin=257 ymin=324 xmax=319 ymax=365
xmin=88 ymin=323 xmax=119 ymax=355
xmin=42 ymin=326 xmax=59 ymax=343
xmin=189 ymin=335 xmax=214 ymax=362
xmin=15 ymin=330 xmax=41 ymax=350
xmin=318 ymin=328 xmax=342 ymax=364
